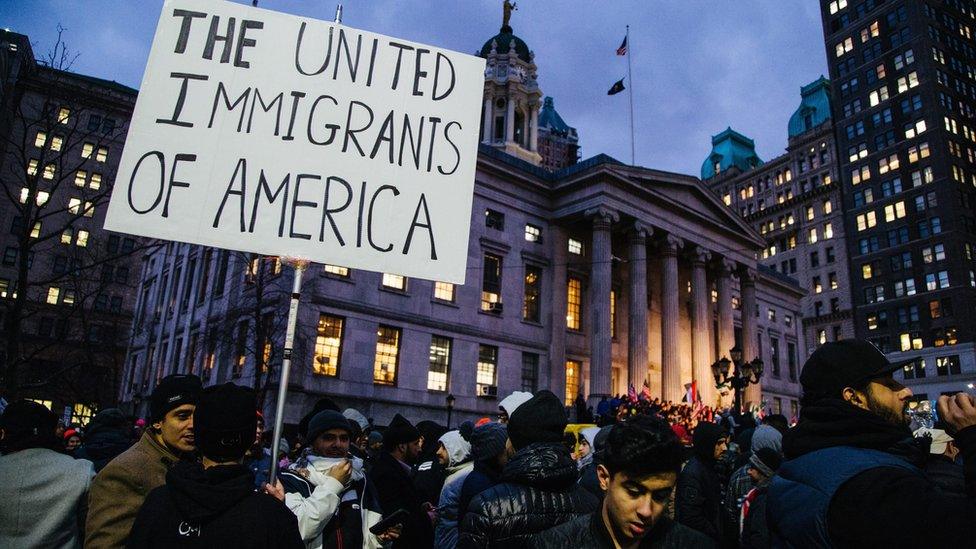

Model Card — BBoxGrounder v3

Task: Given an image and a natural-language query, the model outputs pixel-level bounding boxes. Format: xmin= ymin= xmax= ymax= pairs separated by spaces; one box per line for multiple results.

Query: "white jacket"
xmin=282 ymin=467 xmax=385 ymax=549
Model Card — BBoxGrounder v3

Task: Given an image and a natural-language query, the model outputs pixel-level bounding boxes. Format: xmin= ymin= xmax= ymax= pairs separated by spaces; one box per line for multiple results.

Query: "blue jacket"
xmin=767 ymin=446 xmax=919 ymax=548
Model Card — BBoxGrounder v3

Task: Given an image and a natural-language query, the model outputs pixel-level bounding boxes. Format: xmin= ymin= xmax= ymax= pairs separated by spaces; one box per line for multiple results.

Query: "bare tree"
xmin=0 ymin=28 xmax=154 ymax=406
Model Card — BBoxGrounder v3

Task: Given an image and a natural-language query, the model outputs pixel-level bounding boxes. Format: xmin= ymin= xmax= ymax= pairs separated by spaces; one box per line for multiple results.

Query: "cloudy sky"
xmin=5 ymin=0 xmax=828 ymax=177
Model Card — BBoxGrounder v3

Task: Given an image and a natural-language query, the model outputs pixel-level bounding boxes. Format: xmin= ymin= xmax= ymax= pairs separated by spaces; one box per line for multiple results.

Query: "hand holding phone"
xmin=369 ymin=509 xmax=410 ymax=536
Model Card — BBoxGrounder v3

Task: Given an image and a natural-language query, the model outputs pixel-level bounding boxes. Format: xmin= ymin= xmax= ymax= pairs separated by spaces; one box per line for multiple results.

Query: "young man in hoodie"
xmin=674 ymin=422 xmax=728 ymax=544
xmin=531 ymin=415 xmax=714 ymax=549
xmin=278 ymin=409 xmax=398 ymax=549
xmin=455 ymin=422 xmax=509 ymax=528
xmin=86 ymin=374 xmax=202 ymax=549
xmin=126 ymin=383 xmax=303 ymax=547
xmin=459 ymin=390 xmax=599 ymax=549
xmin=433 ymin=423 xmax=474 ymax=549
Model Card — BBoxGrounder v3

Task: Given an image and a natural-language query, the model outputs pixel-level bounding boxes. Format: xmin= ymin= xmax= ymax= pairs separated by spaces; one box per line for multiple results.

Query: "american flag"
xmin=616 ymin=35 xmax=628 ymax=56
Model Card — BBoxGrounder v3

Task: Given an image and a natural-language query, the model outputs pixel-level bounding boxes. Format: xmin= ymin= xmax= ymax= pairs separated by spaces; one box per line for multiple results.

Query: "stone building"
xmin=0 ymin=30 xmax=142 ymax=423
xmin=702 ymin=78 xmax=855 ymax=359
xmin=119 ymin=18 xmax=803 ymax=426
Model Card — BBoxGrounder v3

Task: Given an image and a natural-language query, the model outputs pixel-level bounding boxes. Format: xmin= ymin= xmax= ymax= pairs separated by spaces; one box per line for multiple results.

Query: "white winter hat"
xmin=498 ymin=391 xmax=533 ymax=416
xmin=342 ymin=408 xmax=369 ymax=431
xmin=438 ymin=430 xmax=472 ymax=467
xmin=580 ymin=426 xmax=601 ymax=448
xmin=915 ymin=428 xmax=954 ymax=455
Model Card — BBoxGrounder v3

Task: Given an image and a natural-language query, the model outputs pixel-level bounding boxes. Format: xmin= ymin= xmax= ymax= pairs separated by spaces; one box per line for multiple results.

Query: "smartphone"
xmin=369 ymin=508 xmax=410 ymax=535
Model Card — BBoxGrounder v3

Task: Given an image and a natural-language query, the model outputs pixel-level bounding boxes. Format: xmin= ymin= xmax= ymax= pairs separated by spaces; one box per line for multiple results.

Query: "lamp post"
xmin=446 ymin=394 xmax=456 ymax=429
xmin=711 ymin=345 xmax=764 ymax=413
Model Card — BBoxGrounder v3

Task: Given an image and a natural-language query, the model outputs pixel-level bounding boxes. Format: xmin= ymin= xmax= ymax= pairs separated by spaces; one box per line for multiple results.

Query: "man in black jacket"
xmin=674 ymin=421 xmax=727 ymax=543
xmin=73 ymin=408 xmax=133 ymax=472
xmin=459 ymin=390 xmax=598 ymax=548
xmin=127 ymin=383 xmax=303 ymax=548
xmin=767 ymin=339 xmax=976 ymax=547
xmin=369 ymin=413 xmax=434 ymax=549
xmin=532 ymin=415 xmax=713 ymax=549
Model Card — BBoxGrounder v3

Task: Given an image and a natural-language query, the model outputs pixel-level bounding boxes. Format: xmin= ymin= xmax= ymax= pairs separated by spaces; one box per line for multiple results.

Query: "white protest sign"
xmin=105 ymin=0 xmax=485 ymax=284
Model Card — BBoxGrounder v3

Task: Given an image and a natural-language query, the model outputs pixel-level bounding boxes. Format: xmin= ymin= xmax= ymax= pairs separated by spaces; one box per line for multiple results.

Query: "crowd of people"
xmin=1 ymin=339 xmax=975 ymax=548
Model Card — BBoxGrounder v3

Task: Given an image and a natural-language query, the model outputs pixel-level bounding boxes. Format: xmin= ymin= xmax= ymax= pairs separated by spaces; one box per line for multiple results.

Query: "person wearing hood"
xmin=674 ymin=421 xmax=728 ymax=544
xmin=433 ymin=423 xmax=475 ymax=549
xmin=126 ymin=383 xmax=303 ymax=548
xmin=576 ymin=426 xmax=601 ymax=470
xmin=0 ymin=400 xmax=95 ymax=548
xmin=459 ymin=390 xmax=598 ymax=548
xmin=578 ymin=425 xmax=613 ymax=500
xmin=738 ymin=447 xmax=782 ymax=549
xmin=278 ymin=409 xmax=397 ymax=549
xmin=87 ymin=374 xmax=202 ymax=549
xmin=74 ymin=408 xmax=135 ymax=472
xmin=723 ymin=423 xmax=782 ymax=535
xmin=767 ymin=339 xmax=976 ymax=547
xmin=370 ymin=413 xmax=434 ymax=549
xmin=498 ymin=391 xmax=533 ymax=423
xmin=343 ymin=408 xmax=370 ymax=459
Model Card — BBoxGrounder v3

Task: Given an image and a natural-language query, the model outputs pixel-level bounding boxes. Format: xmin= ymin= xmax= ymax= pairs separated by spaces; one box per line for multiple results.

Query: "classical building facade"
xmin=703 ymin=78 xmax=855 ymax=359
xmin=819 ymin=0 xmax=976 ymax=400
xmin=119 ymin=19 xmax=804 ymax=426
xmin=0 ymin=30 xmax=142 ymax=423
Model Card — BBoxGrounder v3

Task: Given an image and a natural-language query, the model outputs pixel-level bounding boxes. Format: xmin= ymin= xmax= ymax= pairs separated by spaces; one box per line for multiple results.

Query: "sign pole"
xmin=268 ymin=257 xmax=308 ymax=484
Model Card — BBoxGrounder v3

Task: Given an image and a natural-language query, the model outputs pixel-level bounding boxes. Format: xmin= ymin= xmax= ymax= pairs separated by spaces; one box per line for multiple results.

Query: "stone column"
xmin=587 ymin=207 xmax=618 ymax=404
xmin=660 ymin=234 xmax=684 ymax=402
xmin=506 ymin=96 xmax=515 ymax=143
xmin=482 ymin=97 xmax=493 ymax=143
xmin=548 ymin=225 xmax=568 ymax=401
xmin=740 ymin=267 xmax=761 ymax=409
xmin=691 ymin=246 xmax=714 ymax=406
xmin=528 ymin=105 xmax=539 ymax=151
xmin=628 ymin=222 xmax=651 ymax=391
xmin=717 ymin=259 xmax=736 ymax=365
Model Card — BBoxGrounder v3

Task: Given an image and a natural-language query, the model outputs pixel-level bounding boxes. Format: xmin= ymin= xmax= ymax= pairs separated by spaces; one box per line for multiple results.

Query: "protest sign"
xmin=105 ymin=0 xmax=485 ymax=283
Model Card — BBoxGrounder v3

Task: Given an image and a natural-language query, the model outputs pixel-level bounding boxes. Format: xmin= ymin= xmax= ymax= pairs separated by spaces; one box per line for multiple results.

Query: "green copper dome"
xmin=788 ymin=76 xmax=832 ymax=137
xmin=701 ymin=127 xmax=763 ymax=180
xmin=479 ymin=25 xmax=532 ymax=63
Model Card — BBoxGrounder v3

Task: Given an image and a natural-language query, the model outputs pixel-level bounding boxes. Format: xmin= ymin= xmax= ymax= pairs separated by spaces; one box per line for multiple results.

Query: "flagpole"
xmin=626 ymin=25 xmax=635 ymax=166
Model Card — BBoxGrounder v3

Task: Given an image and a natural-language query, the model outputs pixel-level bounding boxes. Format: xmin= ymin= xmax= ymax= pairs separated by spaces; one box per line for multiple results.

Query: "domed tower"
xmin=478 ymin=1 xmax=543 ymax=165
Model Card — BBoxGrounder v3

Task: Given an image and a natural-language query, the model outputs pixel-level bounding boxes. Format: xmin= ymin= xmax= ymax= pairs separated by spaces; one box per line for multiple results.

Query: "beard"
xmin=866 ymin=393 xmax=910 ymax=428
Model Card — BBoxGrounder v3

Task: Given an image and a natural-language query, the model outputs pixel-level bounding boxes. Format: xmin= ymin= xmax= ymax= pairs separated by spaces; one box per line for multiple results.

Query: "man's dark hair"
xmin=763 ymin=414 xmax=789 ymax=433
xmin=602 ymin=415 xmax=683 ymax=478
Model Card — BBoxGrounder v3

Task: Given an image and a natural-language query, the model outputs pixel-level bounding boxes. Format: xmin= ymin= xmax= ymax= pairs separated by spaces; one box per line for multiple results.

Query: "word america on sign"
xmin=105 ymin=0 xmax=485 ymax=284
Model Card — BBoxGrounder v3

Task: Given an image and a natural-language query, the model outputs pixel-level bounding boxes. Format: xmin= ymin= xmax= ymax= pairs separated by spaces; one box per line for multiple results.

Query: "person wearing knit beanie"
xmin=497 ymin=391 xmax=533 ymax=423
xmin=383 ymin=413 xmax=422 ymax=454
xmin=507 ymin=390 xmax=567 ymax=450
xmin=676 ymin=421 xmax=730 ymax=543
xmin=748 ymin=447 xmax=782 ymax=483
xmin=306 ymin=409 xmax=352 ymax=443
xmin=372 ymin=413 xmax=434 ymax=547
xmin=194 ymin=383 xmax=257 ymax=463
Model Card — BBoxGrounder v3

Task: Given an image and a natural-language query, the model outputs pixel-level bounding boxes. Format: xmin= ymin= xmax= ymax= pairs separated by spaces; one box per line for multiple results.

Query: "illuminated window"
xmin=61 ymin=229 xmax=73 ymax=245
xmin=89 ymin=173 xmax=102 ymax=190
xmin=94 ymin=147 xmax=108 ymax=163
xmin=68 ymin=198 xmax=82 ymax=215
xmin=313 ymin=314 xmax=343 ymax=376
xmin=884 ymin=201 xmax=906 ymax=222
xmin=567 ymin=277 xmax=582 ymax=330
xmin=75 ymin=171 xmax=87 ymax=187
xmin=481 ymin=254 xmax=502 ymax=311
xmin=382 ymin=273 xmax=406 ymax=290
xmin=477 ymin=344 xmax=497 ymax=386
xmin=76 ymin=230 xmax=89 ymax=247
xmin=82 ymin=143 xmax=94 ymax=159
xmin=524 ymin=224 xmax=542 ymax=243
xmin=433 ymin=281 xmax=455 ymax=302
xmin=323 ymin=264 xmax=349 ymax=277
xmin=565 ymin=360 xmax=581 ymax=406
xmin=34 ymin=132 xmax=47 ymax=148
xmin=809 ymin=228 xmax=818 ymax=243
xmin=42 ymin=164 xmax=55 ymax=180
xmin=806 ymin=206 xmax=815 ymax=221
xmin=427 ymin=336 xmax=451 ymax=391
xmin=30 ymin=222 xmax=40 ymax=239
xmin=373 ymin=326 xmax=401 ymax=385
xmin=27 ymin=159 xmax=39 ymax=176
xmin=828 ymin=0 xmax=847 ymax=14
xmin=46 ymin=287 xmax=60 ymax=304
xmin=568 ymin=238 xmax=583 ymax=255
xmin=824 ymin=223 xmax=833 ymax=239
xmin=63 ymin=290 xmax=75 ymax=306
xmin=823 ymin=200 xmax=832 ymax=214
xmin=49 ymin=135 xmax=63 ymax=152
xmin=57 ymin=107 xmax=70 ymax=124
xmin=523 ymin=265 xmax=541 ymax=321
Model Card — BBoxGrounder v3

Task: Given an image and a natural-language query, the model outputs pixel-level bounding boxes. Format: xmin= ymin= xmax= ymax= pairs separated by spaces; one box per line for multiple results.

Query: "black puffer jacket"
xmin=458 ymin=442 xmax=598 ymax=549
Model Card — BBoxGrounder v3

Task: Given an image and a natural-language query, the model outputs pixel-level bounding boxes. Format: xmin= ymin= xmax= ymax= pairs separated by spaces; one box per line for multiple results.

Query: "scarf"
xmin=289 ymin=447 xmax=366 ymax=483
xmin=783 ymin=398 xmax=927 ymax=466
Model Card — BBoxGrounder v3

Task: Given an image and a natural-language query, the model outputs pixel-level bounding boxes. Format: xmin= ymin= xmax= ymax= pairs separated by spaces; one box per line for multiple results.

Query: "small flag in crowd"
xmin=628 ymin=383 xmax=637 ymax=402
xmin=607 ymin=78 xmax=625 ymax=95
xmin=616 ymin=35 xmax=628 ymax=56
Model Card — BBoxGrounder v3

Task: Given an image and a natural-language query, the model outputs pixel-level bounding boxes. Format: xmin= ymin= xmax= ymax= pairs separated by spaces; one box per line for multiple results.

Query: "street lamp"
xmin=712 ymin=346 xmax=764 ymax=413
xmin=446 ymin=394 xmax=456 ymax=429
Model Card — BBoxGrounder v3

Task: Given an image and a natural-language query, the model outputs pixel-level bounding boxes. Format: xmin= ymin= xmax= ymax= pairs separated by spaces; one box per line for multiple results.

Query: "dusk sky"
xmin=3 ymin=1 xmax=828 ymax=176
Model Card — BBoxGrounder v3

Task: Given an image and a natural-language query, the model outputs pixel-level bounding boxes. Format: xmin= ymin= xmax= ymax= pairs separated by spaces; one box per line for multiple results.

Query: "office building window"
xmin=523 ymin=265 xmax=541 ymax=321
xmin=481 ymin=254 xmax=502 ymax=311
xmin=373 ymin=326 xmax=401 ymax=385
xmin=567 ymin=277 xmax=582 ymax=330
xmin=565 ymin=360 xmax=581 ymax=406
xmin=382 ymin=273 xmax=406 ymax=290
xmin=433 ymin=281 xmax=455 ymax=302
xmin=427 ymin=336 xmax=451 ymax=392
xmin=313 ymin=314 xmax=343 ymax=376
xmin=477 ymin=345 xmax=498 ymax=386
xmin=521 ymin=353 xmax=539 ymax=392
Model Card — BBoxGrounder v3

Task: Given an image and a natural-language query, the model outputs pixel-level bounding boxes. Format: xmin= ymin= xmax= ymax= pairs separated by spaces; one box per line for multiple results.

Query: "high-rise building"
xmin=819 ymin=0 xmax=976 ymax=399
xmin=703 ymin=78 xmax=856 ymax=358
xmin=0 ymin=30 xmax=142 ymax=423
xmin=537 ymin=97 xmax=580 ymax=171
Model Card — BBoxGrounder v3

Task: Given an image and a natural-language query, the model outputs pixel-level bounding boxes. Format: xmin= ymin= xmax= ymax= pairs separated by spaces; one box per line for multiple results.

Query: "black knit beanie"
xmin=194 ymin=383 xmax=257 ymax=462
xmin=150 ymin=374 xmax=203 ymax=422
xmin=307 ymin=409 xmax=352 ymax=443
xmin=507 ymin=390 xmax=567 ymax=450
xmin=384 ymin=413 xmax=421 ymax=446
xmin=692 ymin=422 xmax=727 ymax=461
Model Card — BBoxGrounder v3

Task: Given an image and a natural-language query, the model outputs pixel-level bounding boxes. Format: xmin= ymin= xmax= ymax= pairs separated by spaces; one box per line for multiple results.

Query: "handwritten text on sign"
xmin=105 ymin=0 xmax=485 ymax=283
